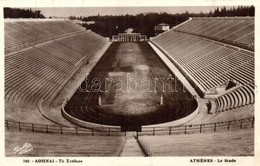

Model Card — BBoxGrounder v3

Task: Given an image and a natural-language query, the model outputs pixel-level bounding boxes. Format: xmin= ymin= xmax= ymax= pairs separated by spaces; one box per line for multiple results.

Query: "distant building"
xmin=154 ymin=23 xmax=170 ymax=31
xmin=125 ymin=28 xmax=134 ymax=33
xmin=112 ymin=33 xmax=147 ymax=42
xmin=154 ymin=23 xmax=170 ymax=35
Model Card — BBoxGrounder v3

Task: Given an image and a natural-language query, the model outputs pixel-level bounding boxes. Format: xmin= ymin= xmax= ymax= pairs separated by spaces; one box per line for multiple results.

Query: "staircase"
xmin=120 ymin=132 xmax=146 ymax=157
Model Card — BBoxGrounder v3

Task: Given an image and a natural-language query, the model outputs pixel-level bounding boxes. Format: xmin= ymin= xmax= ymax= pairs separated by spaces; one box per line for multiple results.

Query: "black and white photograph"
xmin=0 ymin=0 xmax=259 ymax=165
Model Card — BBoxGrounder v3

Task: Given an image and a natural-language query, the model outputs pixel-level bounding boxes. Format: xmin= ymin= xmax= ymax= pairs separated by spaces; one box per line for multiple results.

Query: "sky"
xmin=29 ymin=7 xmax=221 ymax=18
xmin=4 ymin=0 xmax=255 ymax=18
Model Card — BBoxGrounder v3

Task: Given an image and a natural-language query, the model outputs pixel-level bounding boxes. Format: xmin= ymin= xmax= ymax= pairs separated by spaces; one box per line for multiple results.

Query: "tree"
xmin=212 ymin=6 xmax=255 ymax=17
xmin=220 ymin=7 xmax=227 ymax=17
xmin=209 ymin=10 xmax=213 ymax=17
xmin=249 ymin=5 xmax=255 ymax=16
xmin=4 ymin=7 xmax=45 ymax=18
xmin=214 ymin=7 xmax=220 ymax=16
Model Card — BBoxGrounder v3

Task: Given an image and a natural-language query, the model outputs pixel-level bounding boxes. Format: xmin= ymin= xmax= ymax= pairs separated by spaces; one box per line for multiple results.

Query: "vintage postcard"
xmin=0 ymin=0 xmax=259 ymax=166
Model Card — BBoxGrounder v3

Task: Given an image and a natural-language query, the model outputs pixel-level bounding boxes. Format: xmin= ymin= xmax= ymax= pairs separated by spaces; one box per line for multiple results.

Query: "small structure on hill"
xmin=154 ymin=23 xmax=170 ymax=35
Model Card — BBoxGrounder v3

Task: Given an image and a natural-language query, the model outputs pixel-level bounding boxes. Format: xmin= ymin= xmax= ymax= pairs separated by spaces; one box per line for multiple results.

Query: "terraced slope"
xmin=6 ymin=130 xmax=125 ymax=157
xmin=139 ymin=129 xmax=254 ymax=156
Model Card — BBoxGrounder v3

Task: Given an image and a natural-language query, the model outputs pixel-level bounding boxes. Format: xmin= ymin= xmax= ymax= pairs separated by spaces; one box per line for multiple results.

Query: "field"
xmin=64 ymin=42 xmax=197 ymax=130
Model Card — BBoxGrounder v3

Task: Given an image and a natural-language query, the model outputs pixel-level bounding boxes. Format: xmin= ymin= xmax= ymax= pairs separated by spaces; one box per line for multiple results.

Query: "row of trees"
xmin=210 ymin=6 xmax=254 ymax=17
xmin=4 ymin=8 xmax=45 ymax=18
xmin=79 ymin=6 xmax=254 ymax=38
xmin=4 ymin=6 xmax=254 ymax=38
xmin=82 ymin=12 xmax=209 ymax=38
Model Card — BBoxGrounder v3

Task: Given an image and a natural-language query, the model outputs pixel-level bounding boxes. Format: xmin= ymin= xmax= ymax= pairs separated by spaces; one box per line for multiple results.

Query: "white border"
xmin=0 ymin=0 xmax=259 ymax=166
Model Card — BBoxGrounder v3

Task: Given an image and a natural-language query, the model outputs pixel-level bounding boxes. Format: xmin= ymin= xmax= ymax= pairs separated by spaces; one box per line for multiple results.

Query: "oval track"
xmin=64 ymin=42 xmax=197 ymax=129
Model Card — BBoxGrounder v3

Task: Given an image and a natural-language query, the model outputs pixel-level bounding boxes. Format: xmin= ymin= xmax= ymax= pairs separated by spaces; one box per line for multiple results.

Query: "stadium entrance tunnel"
xmin=121 ymin=124 xmax=142 ymax=132
xmin=62 ymin=42 xmax=198 ymax=131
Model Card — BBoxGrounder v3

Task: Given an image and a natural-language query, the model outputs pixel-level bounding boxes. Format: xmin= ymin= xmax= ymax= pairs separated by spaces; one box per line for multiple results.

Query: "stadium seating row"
xmin=6 ymin=130 xmax=125 ymax=156
xmin=206 ymin=104 xmax=254 ymax=123
xmin=138 ymin=129 xmax=254 ymax=156
xmin=174 ymin=17 xmax=254 ymax=48
xmin=5 ymin=27 xmax=108 ymax=105
xmin=152 ymin=31 xmax=254 ymax=93
xmin=152 ymin=17 xmax=254 ymax=116
xmin=4 ymin=20 xmax=85 ymax=50
xmin=214 ymin=83 xmax=254 ymax=111
xmin=186 ymin=103 xmax=254 ymax=125
xmin=4 ymin=17 xmax=254 ymax=157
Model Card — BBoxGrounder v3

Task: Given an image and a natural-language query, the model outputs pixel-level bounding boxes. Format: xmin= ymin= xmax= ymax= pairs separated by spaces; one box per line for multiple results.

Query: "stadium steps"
xmin=138 ymin=129 xmax=254 ymax=156
xmin=224 ymin=23 xmax=254 ymax=41
xmin=214 ymin=82 xmax=254 ymax=112
xmin=4 ymin=20 xmax=85 ymax=50
xmin=120 ymin=133 xmax=146 ymax=157
xmin=154 ymin=29 xmax=254 ymax=92
xmin=236 ymin=32 xmax=254 ymax=45
xmin=204 ymin=104 xmax=254 ymax=123
xmin=212 ymin=19 xmax=249 ymax=39
xmin=5 ymin=130 xmax=125 ymax=156
xmin=173 ymin=17 xmax=254 ymax=48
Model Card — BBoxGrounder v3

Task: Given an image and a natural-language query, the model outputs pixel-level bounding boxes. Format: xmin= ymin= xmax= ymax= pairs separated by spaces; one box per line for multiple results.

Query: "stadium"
xmin=4 ymin=7 xmax=254 ymax=157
